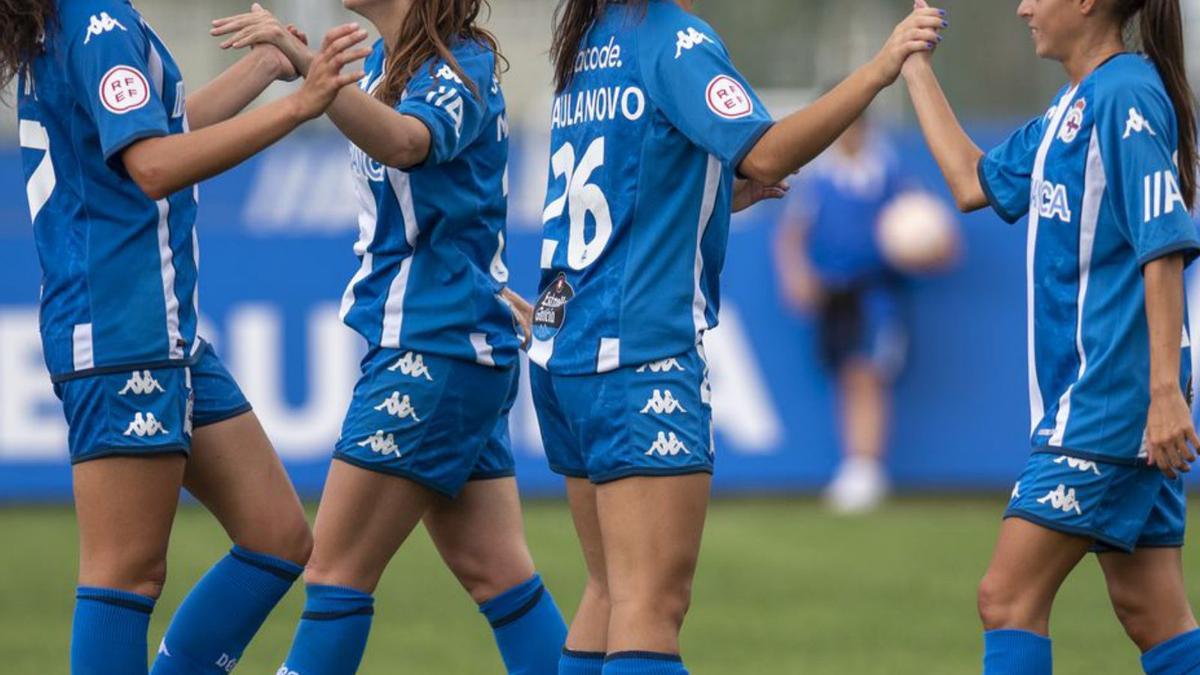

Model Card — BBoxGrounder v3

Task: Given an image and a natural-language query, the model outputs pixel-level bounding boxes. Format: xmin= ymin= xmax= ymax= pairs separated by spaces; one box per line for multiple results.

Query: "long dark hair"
xmin=0 ymin=0 xmax=55 ymax=90
xmin=551 ymin=0 xmax=647 ymax=93
xmin=375 ymin=0 xmax=505 ymax=106
xmin=1114 ymin=0 xmax=1198 ymax=209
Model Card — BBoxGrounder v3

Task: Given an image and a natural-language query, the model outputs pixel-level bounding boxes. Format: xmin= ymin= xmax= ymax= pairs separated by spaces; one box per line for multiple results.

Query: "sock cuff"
xmin=229 ymin=545 xmax=304 ymax=581
xmin=478 ymin=573 xmax=546 ymax=628
xmin=301 ymin=584 xmax=375 ymax=621
xmin=1142 ymin=628 xmax=1200 ymax=671
xmin=605 ymin=651 xmax=684 ymax=663
xmin=76 ymin=586 xmax=156 ymax=615
xmin=984 ymin=629 xmax=1051 ymax=645
xmin=562 ymin=648 xmax=606 ymax=661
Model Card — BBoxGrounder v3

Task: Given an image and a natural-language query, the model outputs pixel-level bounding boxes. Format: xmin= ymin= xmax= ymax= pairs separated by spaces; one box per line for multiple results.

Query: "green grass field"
xmin=2 ymin=497 xmax=1196 ymax=674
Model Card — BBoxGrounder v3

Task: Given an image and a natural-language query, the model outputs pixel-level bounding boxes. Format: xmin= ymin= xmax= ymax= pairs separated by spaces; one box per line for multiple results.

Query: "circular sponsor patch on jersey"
xmin=532 ymin=273 xmax=575 ymax=342
xmin=706 ymin=75 xmax=753 ymax=119
xmin=99 ymin=66 xmax=151 ymax=115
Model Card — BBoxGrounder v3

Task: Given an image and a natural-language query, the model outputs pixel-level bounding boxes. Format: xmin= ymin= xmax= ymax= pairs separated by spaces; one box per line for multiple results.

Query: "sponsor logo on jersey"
xmin=374 ymin=392 xmax=421 ymax=422
xmin=1123 ymin=107 xmax=1157 ymax=139
xmin=1010 ymin=482 xmax=1021 ymax=501
xmin=119 ymin=370 xmax=165 ymax=396
xmin=216 ymin=654 xmax=238 ymax=673
xmin=1031 ymin=179 xmax=1072 ymax=223
xmin=674 ymin=27 xmax=715 ymax=59
xmin=640 ymin=389 xmax=688 ymax=415
xmin=388 ymin=352 xmax=434 ymax=381
xmin=1053 ymin=455 xmax=1102 ymax=476
xmin=646 ymin=431 xmax=690 ymax=457
xmin=350 ymin=144 xmax=385 ymax=182
xmin=99 ymin=65 xmax=151 ymax=115
xmin=84 ymin=12 xmax=126 ymax=44
xmin=1057 ymin=98 xmax=1086 ymax=144
xmin=1036 ymin=484 xmax=1083 ymax=515
xmin=706 ymin=75 xmax=753 ymax=119
xmin=123 ymin=412 xmax=169 ymax=437
xmin=1142 ymin=169 xmax=1186 ymax=222
xmin=357 ymin=430 xmax=401 ymax=459
xmin=532 ymin=273 xmax=575 ymax=341
xmin=573 ymin=36 xmax=623 ymax=74
xmin=636 ymin=358 xmax=685 ymax=373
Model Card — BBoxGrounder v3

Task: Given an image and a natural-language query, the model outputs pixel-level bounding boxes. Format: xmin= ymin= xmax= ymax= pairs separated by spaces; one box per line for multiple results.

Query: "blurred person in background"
xmin=774 ymin=114 xmax=908 ymax=514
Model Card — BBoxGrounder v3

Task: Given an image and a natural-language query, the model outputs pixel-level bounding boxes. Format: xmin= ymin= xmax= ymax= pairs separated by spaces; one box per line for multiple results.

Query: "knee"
xmin=977 ymin=573 xmax=1021 ymax=631
xmin=1109 ymin=586 xmax=1183 ymax=652
xmin=81 ymin=552 xmax=169 ymax=600
xmin=445 ymin=543 xmax=536 ymax=605
xmin=235 ymin=516 xmax=313 ymax=568
xmin=610 ymin=577 xmax=693 ymax=629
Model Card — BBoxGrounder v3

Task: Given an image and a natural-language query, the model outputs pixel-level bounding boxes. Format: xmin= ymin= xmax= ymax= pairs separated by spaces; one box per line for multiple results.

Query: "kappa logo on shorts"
xmin=1037 ymin=484 xmax=1083 ymax=515
xmin=84 ymin=12 xmax=126 ymax=44
xmin=374 ymin=392 xmax=421 ymax=422
xmin=640 ymin=389 xmax=688 ymax=415
xmin=1053 ymin=455 xmax=1102 ymax=476
xmin=123 ymin=412 xmax=169 ymax=438
xmin=646 ymin=431 xmax=690 ymax=457
xmin=636 ymin=358 xmax=685 ymax=374
xmin=358 ymin=431 xmax=402 ymax=459
xmin=119 ymin=370 xmax=165 ymax=396
xmin=388 ymin=352 xmax=433 ymax=381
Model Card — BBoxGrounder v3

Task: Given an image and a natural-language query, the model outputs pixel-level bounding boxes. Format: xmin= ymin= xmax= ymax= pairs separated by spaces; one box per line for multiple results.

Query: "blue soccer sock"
xmin=479 ymin=573 xmax=569 ymax=674
xmin=602 ymin=652 xmax=689 ymax=674
xmin=983 ymin=629 xmax=1052 ymax=675
xmin=1142 ymin=628 xmax=1200 ymax=674
xmin=560 ymin=649 xmax=606 ymax=675
xmin=281 ymin=585 xmax=375 ymax=675
xmin=72 ymin=586 xmax=156 ymax=675
xmin=151 ymin=546 xmax=302 ymax=674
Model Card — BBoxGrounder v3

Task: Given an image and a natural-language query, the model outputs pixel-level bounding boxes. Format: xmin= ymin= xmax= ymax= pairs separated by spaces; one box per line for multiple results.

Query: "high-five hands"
xmin=872 ymin=2 xmax=947 ymax=87
xmin=289 ymin=24 xmax=371 ymax=122
xmin=213 ymin=4 xmax=316 ymax=77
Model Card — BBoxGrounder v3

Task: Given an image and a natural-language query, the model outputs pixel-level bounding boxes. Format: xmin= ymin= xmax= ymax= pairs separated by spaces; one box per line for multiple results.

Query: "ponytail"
xmin=551 ymin=0 xmax=647 ymax=93
xmin=0 ymin=0 xmax=55 ymax=90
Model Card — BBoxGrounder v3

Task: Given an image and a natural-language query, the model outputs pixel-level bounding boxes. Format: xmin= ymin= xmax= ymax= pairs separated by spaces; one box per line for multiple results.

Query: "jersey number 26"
xmin=542 ymin=137 xmax=613 ymax=271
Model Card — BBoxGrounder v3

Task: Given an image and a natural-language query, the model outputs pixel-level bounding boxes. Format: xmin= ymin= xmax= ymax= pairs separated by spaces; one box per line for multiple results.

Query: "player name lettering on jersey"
xmin=1031 ymin=179 xmax=1072 ymax=223
xmin=573 ymin=36 xmax=623 ymax=74
xmin=551 ymin=86 xmax=646 ymax=130
xmin=1142 ymin=169 xmax=1186 ymax=223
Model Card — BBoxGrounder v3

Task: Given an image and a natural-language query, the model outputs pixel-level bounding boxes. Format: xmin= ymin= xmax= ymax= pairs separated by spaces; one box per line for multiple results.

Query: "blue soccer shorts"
xmin=1004 ymin=451 xmax=1186 ymax=553
xmin=532 ymin=346 xmax=715 ymax=484
xmin=54 ymin=341 xmax=252 ymax=464
xmin=333 ymin=347 xmax=517 ymax=498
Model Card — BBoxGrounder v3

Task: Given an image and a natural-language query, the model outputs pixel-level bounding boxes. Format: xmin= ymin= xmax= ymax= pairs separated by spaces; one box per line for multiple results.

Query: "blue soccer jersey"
xmin=530 ymin=0 xmax=774 ymax=374
xmin=17 ymin=0 xmax=199 ymax=382
xmin=978 ymin=53 xmax=1200 ymax=463
xmin=339 ymin=39 xmax=518 ymax=369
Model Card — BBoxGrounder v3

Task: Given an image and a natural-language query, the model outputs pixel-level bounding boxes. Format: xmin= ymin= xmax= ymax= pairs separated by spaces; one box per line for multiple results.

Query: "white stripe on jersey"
xmin=692 ymin=155 xmax=722 ymax=336
xmin=597 ymin=337 xmax=620 ymax=373
xmin=379 ymin=168 xmax=421 ymax=348
xmin=146 ymin=40 xmax=164 ymax=96
xmin=1027 ymin=85 xmax=1079 ymax=433
xmin=72 ymin=323 xmax=94 ymax=370
xmin=528 ymin=336 xmax=554 ymax=369
xmin=470 ymin=332 xmax=496 ymax=367
xmin=156 ymin=198 xmax=184 ymax=358
xmin=1050 ymin=132 xmax=1105 ymax=446
xmin=340 ymin=167 xmax=381 ymax=321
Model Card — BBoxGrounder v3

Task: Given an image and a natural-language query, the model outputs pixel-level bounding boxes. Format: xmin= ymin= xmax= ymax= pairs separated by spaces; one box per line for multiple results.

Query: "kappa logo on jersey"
xmin=276 ymin=668 xmax=300 ymax=675
xmin=533 ymin=273 xmax=575 ymax=341
xmin=706 ymin=75 xmax=753 ymax=120
xmin=123 ymin=412 xmax=169 ymax=438
xmin=1058 ymin=98 xmax=1086 ymax=144
xmin=99 ymin=66 xmax=151 ymax=115
xmin=1010 ymin=482 xmax=1021 ymax=501
xmin=1037 ymin=484 xmax=1083 ymax=515
xmin=374 ymin=392 xmax=421 ymax=422
xmin=119 ymin=370 xmax=165 ymax=396
xmin=388 ymin=352 xmax=434 ymax=381
xmin=84 ymin=12 xmax=126 ymax=44
xmin=158 ymin=640 xmax=171 ymax=657
xmin=1142 ymin=169 xmax=1187 ymax=223
xmin=1032 ymin=179 xmax=1072 ymax=223
xmin=216 ymin=654 xmax=238 ymax=673
xmin=640 ymin=389 xmax=688 ymax=415
xmin=1123 ymin=107 xmax=1157 ymax=139
xmin=358 ymin=431 xmax=402 ymax=459
xmin=646 ymin=431 xmax=690 ymax=457
xmin=1053 ymin=455 xmax=1102 ymax=476
xmin=636 ymin=358 xmax=685 ymax=374
xmin=674 ymin=27 xmax=715 ymax=59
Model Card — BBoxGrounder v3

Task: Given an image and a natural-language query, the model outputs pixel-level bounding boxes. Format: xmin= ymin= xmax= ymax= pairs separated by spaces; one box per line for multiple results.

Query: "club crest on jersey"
xmin=99 ymin=65 xmax=151 ymax=115
xmin=706 ymin=75 xmax=753 ymax=120
xmin=84 ymin=12 xmax=126 ymax=44
xmin=1057 ymin=98 xmax=1086 ymax=144
xmin=532 ymin=273 xmax=575 ymax=342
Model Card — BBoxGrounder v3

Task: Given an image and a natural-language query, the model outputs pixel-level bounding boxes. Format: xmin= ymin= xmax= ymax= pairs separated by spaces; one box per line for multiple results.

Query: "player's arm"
xmin=1143 ymin=253 xmax=1198 ymax=478
xmin=501 ymin=287 xmax=533 ymax=349
xmin=773 ymin=215 xmax=821 ymax=313
xmin=185 ymin=45 xmax=295 ymax=130
xmin=122 ymin=26 xmax=370 ymax=200
xmin=737 ymin=8 xmax=946 ymax=186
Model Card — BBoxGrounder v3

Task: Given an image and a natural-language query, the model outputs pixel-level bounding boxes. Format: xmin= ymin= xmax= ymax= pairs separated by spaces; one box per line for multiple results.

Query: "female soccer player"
xmin=1 ymin=1 xmax=367 ymax=673
xmin=534 ymin=1 xmax=945 ymax=672
xmin=903 ymin=0 xmax=1200 ymax=672
xmin=211 ymin=2 xmax=568 ymax=673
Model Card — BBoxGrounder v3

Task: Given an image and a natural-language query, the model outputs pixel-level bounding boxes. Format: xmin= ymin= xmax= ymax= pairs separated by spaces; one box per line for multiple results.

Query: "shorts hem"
xmin=1031 ymin=446 xmax=1142 ymax=467
xmin=1004 ymin=508 xmax=1134 ymax=553
xmin=468 ymin=469 xmax=517 ymax=482
xmin=192 ymin=404 xmax=254 ymax=429
xmin=590 ymin=465 xmax=714 ymax=485
xmin=332 ymin=453 xmax=457 ymax=499
xmin=70 ymin=445 xmax=191 ymax=466
xmin=548 ymin=464 xmax=590 ymax=479
xmin=1093 ymin=540 xmax=1184 ymax=553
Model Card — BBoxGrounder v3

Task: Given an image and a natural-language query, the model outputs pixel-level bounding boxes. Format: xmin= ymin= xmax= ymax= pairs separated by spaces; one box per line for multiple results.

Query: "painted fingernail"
xmin=937 ymin=35 xmax=943 ymax=42
xmin=939 ymin=8 xmax=946 ymax=15
xmin=942 ymin=20 xmax=949 ymax=27
xmin=927 ymin=42 xmax=935 ymax=49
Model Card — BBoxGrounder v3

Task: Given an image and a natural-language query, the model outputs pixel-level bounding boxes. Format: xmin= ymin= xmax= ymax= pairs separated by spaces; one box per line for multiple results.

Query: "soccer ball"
xmin=876 ymin=191 xmax=959 ymax=273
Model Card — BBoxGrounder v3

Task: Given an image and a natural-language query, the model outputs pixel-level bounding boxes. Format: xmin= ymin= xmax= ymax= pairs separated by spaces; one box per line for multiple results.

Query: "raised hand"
xmin=212 ymin=3 xmax=314 ymax=77
xmin=871 ymin=4 xmax=947 ymax=87
xmin=290 ymin=24 xmax=371 ymax=122
xmin=733 ymin=178 xmax=789 ymax=213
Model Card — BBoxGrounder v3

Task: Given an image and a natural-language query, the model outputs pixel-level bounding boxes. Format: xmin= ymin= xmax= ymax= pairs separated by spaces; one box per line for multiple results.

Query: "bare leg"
xmin=1098 ymin=548 xmax=1198 ymax=652
xmin=840 ymin=359 xmax=888 ymax=464
xmin=597 ymin=474 xmax=710 ymax=655
xmin=562 ymin=477 xmax=610 ymax=653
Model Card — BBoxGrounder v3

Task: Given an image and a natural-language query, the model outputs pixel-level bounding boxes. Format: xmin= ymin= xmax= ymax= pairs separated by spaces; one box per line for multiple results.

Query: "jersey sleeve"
xmin=1097 ymin=79 xmax=1200 ymax=267
xmin=62 ymin=5 xmax=170 ymax=165
xmin=397 ymin=46 xmax=496 ymax=166
xmin=977 ymin=114 xmax=1045 ymax=224
xmin=637 ymin=16 xmax=774 ymax=169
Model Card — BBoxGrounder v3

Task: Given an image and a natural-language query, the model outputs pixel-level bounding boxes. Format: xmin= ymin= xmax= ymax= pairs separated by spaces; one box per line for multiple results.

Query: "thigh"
xmin=981 ymin=517 xmax=1091 ymax=630
xmin=74 ymin=455 xmax=187 ymax=597
xmin=566 ymin=477 xmax=607 ymax=584
xmin=1098 ymin=547 xmax=1197 ymax=649
xmin=306 ymin=459 xmax=436 ymax=593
